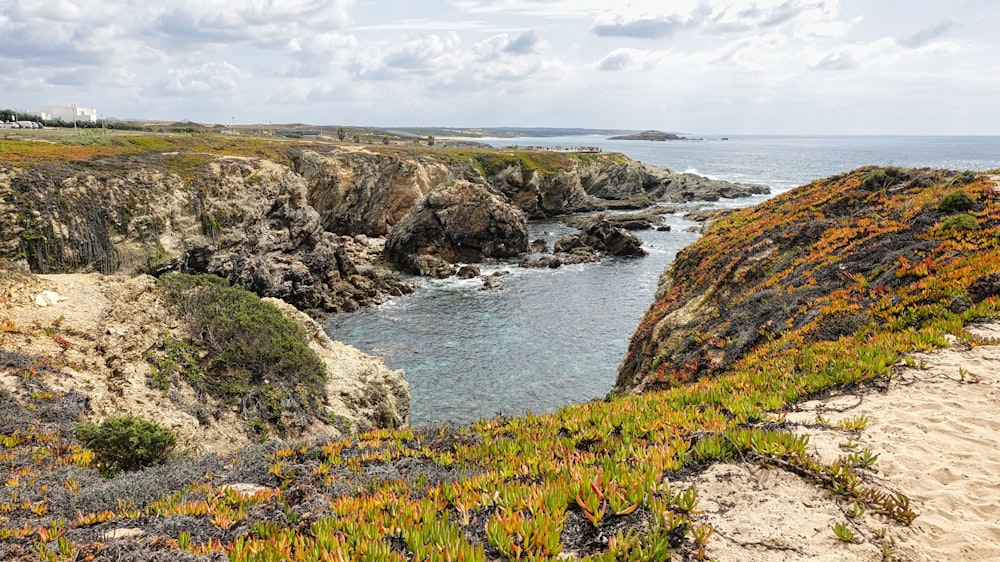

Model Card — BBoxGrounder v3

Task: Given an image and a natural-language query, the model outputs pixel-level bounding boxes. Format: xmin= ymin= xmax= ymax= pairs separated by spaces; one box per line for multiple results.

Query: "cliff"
xmin=616 ymin=166 xmax=1000 ymax=394
xmin=1 ymin=142 xmax=765 ymax=308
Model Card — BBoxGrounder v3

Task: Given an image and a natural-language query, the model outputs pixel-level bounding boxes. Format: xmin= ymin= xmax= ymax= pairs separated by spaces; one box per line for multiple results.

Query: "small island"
xmin=609 ymin=129 xmax=703 ymax=141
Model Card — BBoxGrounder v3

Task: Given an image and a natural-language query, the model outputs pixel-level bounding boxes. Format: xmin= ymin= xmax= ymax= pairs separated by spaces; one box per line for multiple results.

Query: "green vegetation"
xmin=75 ymin=416 xmax=176 ymax=476
xmin=157 ymin=273 xmax=328 ymax=439
xmin=938 ymin=212 xmax=980 ymax=232
xmin=832 ymin=521 xmax=856 ymax=543
xmin=938 ymin=188 xmax=976 ymax=213
xmin=147 ymin=332 xmax=204 ymax=393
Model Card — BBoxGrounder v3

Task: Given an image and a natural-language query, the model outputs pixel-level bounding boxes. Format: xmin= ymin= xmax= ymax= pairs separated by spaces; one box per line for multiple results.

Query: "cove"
xmin=324 ymin=215 xmax=703 ymax=425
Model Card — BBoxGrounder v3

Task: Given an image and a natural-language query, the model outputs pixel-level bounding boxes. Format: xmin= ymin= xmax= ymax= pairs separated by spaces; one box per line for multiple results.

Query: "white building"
xmin=39 ymin=104 xmax=98 ymax=123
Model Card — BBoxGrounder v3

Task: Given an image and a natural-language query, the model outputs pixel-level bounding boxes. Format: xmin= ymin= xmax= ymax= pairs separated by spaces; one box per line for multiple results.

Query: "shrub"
xmin=157 ymin=273 xmax=327 ymax=438
xmin=938 ymin=189 xmax=976 ymax=213
xmin=76 ymin=416 xmax=177 ymax=476
xmin=860 ymin=166 xmax=911 ymax=191
xmin=939 ymin=213 xmax=980 ymax=232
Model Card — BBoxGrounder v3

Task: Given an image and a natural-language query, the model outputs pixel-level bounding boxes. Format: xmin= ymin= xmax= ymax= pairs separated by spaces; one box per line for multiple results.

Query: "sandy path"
xmin=685 ymin=322 xmax=1000 ymax=561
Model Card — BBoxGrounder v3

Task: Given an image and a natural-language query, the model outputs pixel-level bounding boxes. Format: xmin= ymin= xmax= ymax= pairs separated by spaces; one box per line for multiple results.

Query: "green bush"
xmin=76 ymin=416 xmax=176 ymax=476
xmin=939 ymin=213 xmax=980 ymax=232
xmin=157 ymin=273 xmax=327 ymax=438
xmin=938 ymin=189 xmax=976 ymax=213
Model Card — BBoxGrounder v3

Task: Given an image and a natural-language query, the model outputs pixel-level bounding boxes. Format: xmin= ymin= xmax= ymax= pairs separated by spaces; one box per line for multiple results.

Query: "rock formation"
xmin=579 ymin=160 xmax=768 ymax=203
xmin=554 ymin=214 xmax=647 ymax=257
xmin=615 ymin=167 xmax=995 ymax=395
xmin=1 ymin=145 xmax=768 ymax=307
xmin=0 ymin=156 xmax=407 ymax=313
xmin=385 ymin=181 xmax=529 ymax=276
xmin=0 ymin=273 xmax=409 ymax=453
xmin=295 ymin=149 xmax=471 ymax=236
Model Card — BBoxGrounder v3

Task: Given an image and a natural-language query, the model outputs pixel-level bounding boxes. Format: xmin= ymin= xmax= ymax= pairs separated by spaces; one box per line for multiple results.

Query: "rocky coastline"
xmin=0 ymin=142 xmax=765 ymax=446
xmin=1 ymin=145 xmax=765 ymax=312
xmin=2 ymin=142 xmax=999 ymax=561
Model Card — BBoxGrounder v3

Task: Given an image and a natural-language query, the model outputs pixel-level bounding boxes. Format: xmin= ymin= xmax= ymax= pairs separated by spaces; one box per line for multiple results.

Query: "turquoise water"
xmin=325 ymin=136 xmax=1000 ymax=426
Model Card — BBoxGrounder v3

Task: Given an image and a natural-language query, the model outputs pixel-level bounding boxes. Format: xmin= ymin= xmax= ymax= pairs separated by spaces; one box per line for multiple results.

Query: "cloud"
xmin=699 ymin=0 xmax=835 ymax=34
xmin=150 ymin=61 xmax=243 ymax=95
xmin=809 ymin=50 xmax=857 ymax=71
xmin=592 ymin=13 xmax=688 ymax=39
xmin=152 ymin=0 xmax=353 ymax=46
xmin=594 ymin=48 xmax=666 ymax=71
xmin=447 ymin=0 xmax=606 ymax=17
xmin=896 ymin=20 xmax=955 ymax=48
xmin=348 ymin=29 xmax=563 ymax=93
xmin=504 ymin=30 xmax=540 ymax=53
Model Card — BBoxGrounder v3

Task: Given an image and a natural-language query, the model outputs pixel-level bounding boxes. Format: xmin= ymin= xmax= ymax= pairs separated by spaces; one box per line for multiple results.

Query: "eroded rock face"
xmin=296 ymin=149 xmax=469 ymax=236
xmin=579 ymin=160 xmax=769 ymax=203
xmin=183 ymin=159 xmax=409 ymax=313
xmin=385 ymin=181 xmax=529 ymax=275
xmin=264 ymin=298 xmax=409 ymax=432
xmin=0 ymin=157 xmax=408 ymax=313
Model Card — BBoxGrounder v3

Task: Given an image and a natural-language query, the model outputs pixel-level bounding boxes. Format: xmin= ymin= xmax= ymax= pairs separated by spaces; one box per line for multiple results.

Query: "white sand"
xmin=683 ymin=321 xmax=1000 ymax=561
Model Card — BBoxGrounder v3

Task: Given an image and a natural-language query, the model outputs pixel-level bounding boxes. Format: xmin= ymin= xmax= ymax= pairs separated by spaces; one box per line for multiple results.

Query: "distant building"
xmin=39 ymin=104 xmax=98 ymax=123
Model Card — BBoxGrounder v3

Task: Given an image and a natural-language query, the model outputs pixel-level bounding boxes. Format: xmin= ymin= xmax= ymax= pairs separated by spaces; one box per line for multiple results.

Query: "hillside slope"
xmin=617 ymin=166 xmax=1000 ymax=394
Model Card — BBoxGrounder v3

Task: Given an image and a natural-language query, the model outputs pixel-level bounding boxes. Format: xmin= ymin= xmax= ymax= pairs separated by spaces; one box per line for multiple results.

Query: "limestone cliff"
xmin=616 ymin=167 xmax=999 ymax=394
xmin=0 ymin=155 xmax=406 ymax=313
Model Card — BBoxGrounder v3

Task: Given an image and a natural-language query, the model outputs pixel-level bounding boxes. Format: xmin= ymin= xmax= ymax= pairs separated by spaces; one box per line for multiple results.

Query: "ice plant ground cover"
xmin=1 ymin=162 xmax=999 ymax=560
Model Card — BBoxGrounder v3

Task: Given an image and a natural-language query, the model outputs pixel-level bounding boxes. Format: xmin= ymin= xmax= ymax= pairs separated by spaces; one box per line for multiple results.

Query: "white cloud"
xmin=896 ymin=20 xmax=955 ymax=49
xmin=594 ymin=48 xmax=668 ymax=72
xmin=0 ymin=0 xmax=995 ymax=132
xmin=348 ymin=30 xmax=563 ymax=89
xmin=151 ymin=61 xmax=243 ymax=95
xmin=592 ymin=13 xmax=689 ymax=39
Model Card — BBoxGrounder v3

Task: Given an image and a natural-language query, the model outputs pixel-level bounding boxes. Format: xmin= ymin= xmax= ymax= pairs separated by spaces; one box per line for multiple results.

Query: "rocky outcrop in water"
xmin=385 ymin=180 xmax=528 ymax=276
xmin=608 ymin=130 xmax=700 ymax=141
xmin=580 ymin=160 xmax=768 ymax=203
xmin=299 ymin=147 xmax=768 ymax=228
xmin=554 ymin=214 xmax=646 ymax=257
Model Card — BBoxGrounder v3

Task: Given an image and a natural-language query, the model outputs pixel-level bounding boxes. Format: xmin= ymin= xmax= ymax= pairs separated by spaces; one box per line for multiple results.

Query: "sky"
xmin=1 ymin=0 xmax=998 ymax=134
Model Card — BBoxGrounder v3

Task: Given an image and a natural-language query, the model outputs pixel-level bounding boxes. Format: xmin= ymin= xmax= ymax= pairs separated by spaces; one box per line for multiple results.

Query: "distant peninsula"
xmin=609 ymin=130 xmax=703 ymax=141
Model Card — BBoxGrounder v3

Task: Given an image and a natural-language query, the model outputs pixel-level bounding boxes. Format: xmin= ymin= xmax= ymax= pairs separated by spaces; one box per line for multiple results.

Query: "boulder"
xmin=385 ymin=181 xmax=529 ymax=275
xmin=457 ymin=265 xmax=481 ymax=279
xmin=566 ymin=210 xmax=666 ymax=231
xmin=556 ymin=215 xmax=647 ymax=257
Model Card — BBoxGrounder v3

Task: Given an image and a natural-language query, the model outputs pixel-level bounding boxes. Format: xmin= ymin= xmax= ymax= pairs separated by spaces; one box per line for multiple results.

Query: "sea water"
xmin=324 ymin=135 xmax=1000 ymax=426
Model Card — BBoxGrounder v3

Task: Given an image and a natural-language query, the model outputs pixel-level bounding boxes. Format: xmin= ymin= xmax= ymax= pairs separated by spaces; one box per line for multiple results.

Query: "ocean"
xmin=324 ymin=135 xmax=1000 ymax=426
